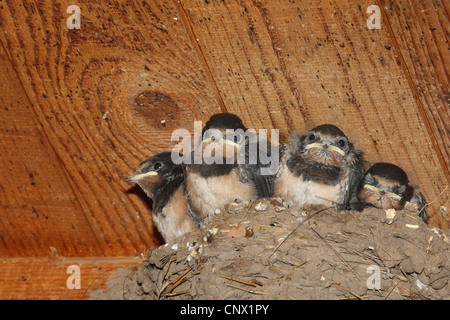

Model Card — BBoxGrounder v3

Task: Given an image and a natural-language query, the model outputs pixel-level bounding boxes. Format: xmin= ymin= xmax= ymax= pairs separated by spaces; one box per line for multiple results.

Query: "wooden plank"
xmin=0 ymin=0 xmax=223 ymax=256
xmin=0 ymin=41 xmax=103 ymax=257
xmin=180 ymin=0 xmax=449 ymax=228
xmin=0 ymin=0 xmax=448 ymax=262
xmin=380 ymin=0 xmax=449 ymax=171
xmin=0 ymin=257 xmax=141 ymax=300
xmin=178 ymin=0 xmax=311 ymax=137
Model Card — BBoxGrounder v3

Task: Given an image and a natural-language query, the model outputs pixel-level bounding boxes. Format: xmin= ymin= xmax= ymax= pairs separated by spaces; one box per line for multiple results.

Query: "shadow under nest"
xmin=91 ymin=198 xmax=449 ymax=300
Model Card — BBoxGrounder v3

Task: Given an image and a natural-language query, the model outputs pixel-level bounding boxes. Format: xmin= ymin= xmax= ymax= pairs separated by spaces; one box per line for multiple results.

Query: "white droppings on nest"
xmin=385 ymin=208 xmax=396 ymax=224
xmin=186 ymin=241 xmax=203 ymax=262
xmin=428 ymin=227 xmax=448 ymax=244
xmin=440 ymin=206 xmax=448 ymax=221
xmin=254 ymin=202 xmax=268 ymax=211
xmin=405 ymin=201 xmax=418 ymax=212
xmin=416 ymin=279 xmax=428 ymax=291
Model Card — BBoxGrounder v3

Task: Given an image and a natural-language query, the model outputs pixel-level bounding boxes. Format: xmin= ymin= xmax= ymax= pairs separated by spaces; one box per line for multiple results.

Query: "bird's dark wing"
xmin=152 ymin=164 xmax=185 ymax=215
xmin=410 ymin=190 xmax=428 ymax=221
xmin=240 ymin=137 xmax=280 ymax=198
xmin=344 ymin=150 xmax=365 ymax=211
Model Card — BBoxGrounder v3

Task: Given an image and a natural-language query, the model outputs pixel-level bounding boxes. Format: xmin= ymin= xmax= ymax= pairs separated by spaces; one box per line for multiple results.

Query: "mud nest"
xmin=91 ymin=198 xmax=449 ymax=300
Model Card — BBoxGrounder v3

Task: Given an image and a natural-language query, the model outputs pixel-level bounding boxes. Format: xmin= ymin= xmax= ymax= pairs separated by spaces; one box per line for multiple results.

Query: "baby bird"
xmin=184 ymin=113 xmax=271 ymax=221
xmin=357 ymin=162 xmax=428 ymax=221
xmin=274 ymin=124 xmax=365 ymax=210
xmin=126 ymin=152 xmax=198 ymax=242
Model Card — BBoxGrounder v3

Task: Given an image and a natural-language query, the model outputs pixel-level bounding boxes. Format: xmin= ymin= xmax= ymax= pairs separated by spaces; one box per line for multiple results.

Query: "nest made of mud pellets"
xmin=91 ymin=198 xmax=449 ymax=300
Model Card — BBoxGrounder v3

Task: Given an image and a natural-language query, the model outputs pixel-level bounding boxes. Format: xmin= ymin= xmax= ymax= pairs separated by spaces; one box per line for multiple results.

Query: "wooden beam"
xmin=180 ymin=0 xmax=449 ymax=228
xmin=0 ymin=0 xmax=223 ymax=256
xmin=380 ymin=0 xmax=449 ymax=173
xmin=0 ymin=0 xmax=447 ymax=262
xmin=0 ymin=257 xmax=141 ymax=300
xmin=0 ymin=36 xmax=103 ymax=257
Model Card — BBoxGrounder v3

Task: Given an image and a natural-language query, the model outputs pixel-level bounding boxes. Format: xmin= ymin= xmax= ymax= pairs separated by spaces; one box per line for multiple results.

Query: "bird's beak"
xmin=363 ymin=184 xmax=402 ymax=201
xmin=202 ymin=138 xmax=239 ymax=148
xmin=363 ymin=184 xmax=381 ymax=193
xmin=125 ymin=171 xmax=158 ymax=183
xmin=384 ymin=191 xmax=402 ymax=201
xmin=304 ymin=142 xmax=324 ymax=151
xmin=305 ymin=142 xmax=345 ymax=157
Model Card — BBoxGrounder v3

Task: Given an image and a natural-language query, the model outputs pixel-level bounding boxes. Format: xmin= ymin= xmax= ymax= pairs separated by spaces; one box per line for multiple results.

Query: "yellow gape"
xmin=304 ymin=143 xmax=346 ymax=157
xmin=363 ymin=184 xmax=402 ymax=201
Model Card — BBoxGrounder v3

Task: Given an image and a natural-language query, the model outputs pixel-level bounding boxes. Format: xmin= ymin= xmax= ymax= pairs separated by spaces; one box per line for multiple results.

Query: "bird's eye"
xmin=233 ymin=134 xmax=243 ymax=144
xmin=210 ymin=136 xmax=216 ymax=142
xmin=153 ymin=162 xmax=162 ymax=170
xmin=394 ymin=184 xmax=407 ymax=196
xmin=308 ymin=133 xmax=316 ymax=141
xmin=338 ymin=138 xmax=347 ymax=148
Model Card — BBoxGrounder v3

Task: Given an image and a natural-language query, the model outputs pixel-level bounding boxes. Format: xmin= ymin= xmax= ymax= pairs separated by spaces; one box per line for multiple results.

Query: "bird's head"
xmin=126 ymin=152 xmax=181 ymax=198
xmin=302 ymin=124 xmax=353 ymax=167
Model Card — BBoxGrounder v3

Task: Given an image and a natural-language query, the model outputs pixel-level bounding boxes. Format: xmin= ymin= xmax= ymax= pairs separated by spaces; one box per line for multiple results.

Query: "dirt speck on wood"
xmin=90 ymin=199 xmax=449 ymax=300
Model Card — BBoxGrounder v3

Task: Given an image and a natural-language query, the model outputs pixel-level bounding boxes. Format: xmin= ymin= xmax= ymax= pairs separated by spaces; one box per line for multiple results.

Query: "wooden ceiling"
xmin=0 ymin=0 xmax=448 ymax=262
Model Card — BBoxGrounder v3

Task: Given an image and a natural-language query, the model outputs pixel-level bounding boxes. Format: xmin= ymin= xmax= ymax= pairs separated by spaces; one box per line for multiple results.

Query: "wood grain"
xmin=0 ymin=0 xmax=223 ymax=257
xmin=380 ymin=0 xmax=449 ymax=172
xmin=0 ymin=0 xmax=448 ymax=265
xmin=0 ymin=257 xmax=141 ymax=299
xmin=0 ymin=40 xmax=103 ymax=257
xmin=180 ymin=0 xmax=449 ymax=228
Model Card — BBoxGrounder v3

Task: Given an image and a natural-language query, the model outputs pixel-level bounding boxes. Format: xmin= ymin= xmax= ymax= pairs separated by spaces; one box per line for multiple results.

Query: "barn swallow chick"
xmin=274 ymin=124 xmax=364 ymax=210
xmin=357 ymin=162 xmax=428 ymax=221
xmin=185 ymin=113 xmax=272 ymax=221
xmin=126 ymin=152 xmax=197 ymax=242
